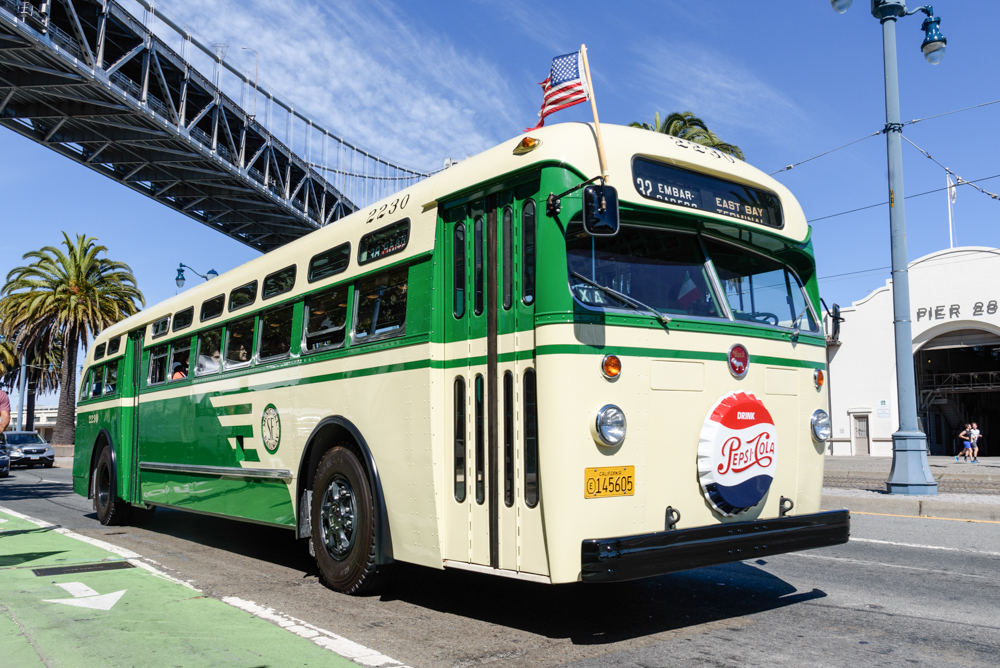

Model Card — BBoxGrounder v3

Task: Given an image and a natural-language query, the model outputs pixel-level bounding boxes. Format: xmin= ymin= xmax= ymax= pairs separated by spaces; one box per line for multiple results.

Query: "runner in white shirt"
xmin=970 ymin=422 xmax=981 ymax=463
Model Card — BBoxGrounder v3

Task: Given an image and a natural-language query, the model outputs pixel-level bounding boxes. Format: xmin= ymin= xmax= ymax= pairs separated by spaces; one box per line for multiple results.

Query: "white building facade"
xmin=826 ymin=247 xmax=1000 ymax=457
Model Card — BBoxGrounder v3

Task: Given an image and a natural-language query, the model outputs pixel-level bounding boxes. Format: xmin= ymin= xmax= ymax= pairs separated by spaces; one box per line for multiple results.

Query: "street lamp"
xmin=833 ymin=1 xmax=946 ymax=495
xmin=175 ymin=263 xmax=218 ymax=289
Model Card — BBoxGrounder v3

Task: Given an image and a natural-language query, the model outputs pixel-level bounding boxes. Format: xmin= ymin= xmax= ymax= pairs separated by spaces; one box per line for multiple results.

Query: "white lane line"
xmin=792 ymin=553 xmax=993 ymax=579
xmin=0 ymin=506 xmax=410 ymax=667
xmin=851 ymin=537 xmax=1000 ymax=557
xmin=223 ymin=596 xmax=411 ymax=668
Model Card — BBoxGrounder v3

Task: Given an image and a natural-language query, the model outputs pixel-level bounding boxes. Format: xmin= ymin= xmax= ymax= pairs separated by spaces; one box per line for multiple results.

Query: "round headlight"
xmin=595 ymin=405 xmax=627 ymax=446
xmin=811 ymin=409 xmax=832 ymax=442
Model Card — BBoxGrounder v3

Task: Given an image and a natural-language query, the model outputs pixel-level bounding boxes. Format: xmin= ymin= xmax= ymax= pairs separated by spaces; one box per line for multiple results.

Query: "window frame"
xmin=168 ymin=338 xmax=191 ymax=382
xmin=502 ymin=205 xmax=513 ymax=311
xmin=147 ymin=344 xmax=169 ymax=386
xmin=172 ymin=307 xmax=194 ymax=332
xmin=454 ymin=376 xmax=466 ymax=503
xmin=151 ymin=315 xmax=171 ymax=339
xmin=104 ymin=359 xmax=119 ymax=395
xmin=523 ymin=368 xmax=539 ymax=508
xmin=200 ymin=294 xmax=225 ymax=322
xmin=194 ymin=327 xmax=224 ymax=377
xmin=302 ymin=284 xmax=350 ymax=355
xmin=107 ymin=336 xmax=121 ymax=355
xmin=474 ymin=373 xmax=485 ymax=506
xmin=473 ymin=216 xmax=484 ymax=316
xmin=522 ymin=199 xmax=536 ymax=305
xmin=90 ymin=364 xmax=104 ymax=398
xmin=263 ymin=264 xmax=298 ymax=299
xmin=453 ymin=222 xmax=466 ymax=319
xmin=228 ymin=280 xmax=259 ymax=313
xmin=94 ymin=343 xmax=106 ymax=360
xmin=258 ymin=303 xmax=295 ymax=362
xmin=503 ymin=370 xmax=514 ymax=507
xmin=358 ymin=219 xmax=410 ymax=266
xmin=223 ymin=316 xmax=256 ymax=370
xmin=308 ymin=244 xmax=351 ymax=284
xmin=351 ymin=266 xmax=408 ymax=346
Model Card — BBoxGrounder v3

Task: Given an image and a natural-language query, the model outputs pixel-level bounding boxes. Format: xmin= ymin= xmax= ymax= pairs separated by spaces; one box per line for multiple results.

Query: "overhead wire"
xmin=900 ymin=134 xmax=1000 ymax=201
xmin=807 ymin=174 xmax=1000 ymax=223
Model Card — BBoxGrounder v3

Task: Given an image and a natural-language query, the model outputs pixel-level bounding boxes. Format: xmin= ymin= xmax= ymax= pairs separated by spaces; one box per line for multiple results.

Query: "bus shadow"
xmin=384 ymin=561 xmax=825 ymax=645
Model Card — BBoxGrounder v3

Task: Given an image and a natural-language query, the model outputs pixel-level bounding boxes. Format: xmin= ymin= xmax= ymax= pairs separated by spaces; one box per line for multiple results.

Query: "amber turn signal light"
xmin=814 ymin=369 xmax=824 ymax=388
xmin=602 ymin=355 xmax=621 ymax=379
xmin=513 ymin=137 xmax=541 ymax=155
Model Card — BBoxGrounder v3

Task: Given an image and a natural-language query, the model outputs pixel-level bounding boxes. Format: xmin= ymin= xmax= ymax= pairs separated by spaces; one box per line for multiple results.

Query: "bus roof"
xmin=88 ymin=122 xmax=808 ymax=358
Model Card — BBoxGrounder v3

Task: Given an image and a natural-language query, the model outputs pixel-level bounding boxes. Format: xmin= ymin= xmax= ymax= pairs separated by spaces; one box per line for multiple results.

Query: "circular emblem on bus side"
xmin=261 ymin=404 xmax=281 ymax=454
xmin=728 ymin=343 xmax=749 ymax=379
xmin=697 ymin=391 xmax=777 ymax=516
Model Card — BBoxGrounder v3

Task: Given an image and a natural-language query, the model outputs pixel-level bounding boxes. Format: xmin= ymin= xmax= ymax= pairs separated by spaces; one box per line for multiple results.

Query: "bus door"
xmin=442 ymin=189 xmax=546 ymax=576
xmin=120 ymin=327 xmax=145 ymax=504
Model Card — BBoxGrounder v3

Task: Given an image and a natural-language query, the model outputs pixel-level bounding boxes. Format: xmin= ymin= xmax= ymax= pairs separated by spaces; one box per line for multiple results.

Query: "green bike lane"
xmin=0 ymin=509 xmax=367 ymax=668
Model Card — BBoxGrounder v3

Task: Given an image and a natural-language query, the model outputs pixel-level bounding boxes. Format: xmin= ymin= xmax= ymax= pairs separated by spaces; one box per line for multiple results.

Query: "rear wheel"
xmin=311 ymin=445 xmax=382 ymax=595
xmin=94 ymin=447 xmax=131 ymax=526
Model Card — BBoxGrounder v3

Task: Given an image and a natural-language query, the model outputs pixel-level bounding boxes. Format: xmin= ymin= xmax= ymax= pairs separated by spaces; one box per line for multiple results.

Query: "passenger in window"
xmin=171 ymin=361 xmax=188 ymax=380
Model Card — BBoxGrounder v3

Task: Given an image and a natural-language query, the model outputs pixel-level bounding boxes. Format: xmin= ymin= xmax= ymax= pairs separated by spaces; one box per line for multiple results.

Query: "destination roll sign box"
xmin=632 ymin=158 xmax=784 ymax=229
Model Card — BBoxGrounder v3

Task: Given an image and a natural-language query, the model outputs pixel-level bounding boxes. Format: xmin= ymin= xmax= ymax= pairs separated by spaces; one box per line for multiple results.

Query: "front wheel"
xmin=311 ymin=445 xmax=383 ymax=595
xmin=94 ymin=447 xmax=131 ymax=526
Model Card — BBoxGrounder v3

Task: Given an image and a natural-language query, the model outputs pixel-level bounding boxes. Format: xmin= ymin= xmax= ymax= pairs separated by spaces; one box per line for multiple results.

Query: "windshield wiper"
xmin=791 ymin=306 xmax=809 ymax=340
xmin=571 ymin=272 xmax=672 ymax=325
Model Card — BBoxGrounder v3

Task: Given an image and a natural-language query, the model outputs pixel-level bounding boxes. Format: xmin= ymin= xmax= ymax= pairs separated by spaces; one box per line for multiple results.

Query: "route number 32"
xmin=366 ymin=194 xmax=410 ymax=224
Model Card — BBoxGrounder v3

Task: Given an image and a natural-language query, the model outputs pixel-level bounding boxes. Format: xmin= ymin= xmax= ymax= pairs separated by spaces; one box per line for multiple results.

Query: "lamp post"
xmin=832 ymin=0 xmax=947 ymax=495
xmin=175 ymin=263 xmax=218 ymax=289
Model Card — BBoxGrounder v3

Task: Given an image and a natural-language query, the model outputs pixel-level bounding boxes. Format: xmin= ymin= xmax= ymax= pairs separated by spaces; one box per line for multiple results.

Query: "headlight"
xmin=811 ymin=409 xmax=832 ymax=442
xmin=11 ymin=448 xmax=22 ymax=456
xmin=595 ymin=405 xmax=627 ymax=446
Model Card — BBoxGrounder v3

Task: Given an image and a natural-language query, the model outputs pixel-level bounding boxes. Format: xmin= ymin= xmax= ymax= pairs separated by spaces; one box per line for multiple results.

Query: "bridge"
xmin=0 ymin=0 xmax=431 ymax=252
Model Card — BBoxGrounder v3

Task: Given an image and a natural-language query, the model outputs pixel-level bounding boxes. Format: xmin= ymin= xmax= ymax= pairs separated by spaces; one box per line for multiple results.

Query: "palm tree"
xmin=0 ymin=233 xmax=144 ymax=445
xmin=0 ymin=330 xmax=63 ymax=431
xmin=630 ymin=111 xmax=745 ymax=161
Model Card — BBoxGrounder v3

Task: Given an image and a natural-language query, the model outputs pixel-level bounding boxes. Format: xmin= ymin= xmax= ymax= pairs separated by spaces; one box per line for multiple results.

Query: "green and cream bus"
xmin=74 ymin=123 xmax=849 ymax=593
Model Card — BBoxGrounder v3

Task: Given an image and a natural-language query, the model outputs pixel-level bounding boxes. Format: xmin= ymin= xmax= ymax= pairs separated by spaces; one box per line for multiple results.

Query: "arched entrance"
xmin=914 ymin=322 xmax=1000 ymax=457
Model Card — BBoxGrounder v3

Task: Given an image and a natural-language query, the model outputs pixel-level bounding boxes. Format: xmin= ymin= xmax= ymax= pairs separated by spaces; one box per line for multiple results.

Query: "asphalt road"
xmin=2 ymin=464 xmax=999 ymax=668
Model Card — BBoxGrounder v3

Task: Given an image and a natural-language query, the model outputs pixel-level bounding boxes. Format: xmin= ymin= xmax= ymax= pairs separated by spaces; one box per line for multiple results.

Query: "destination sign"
xmin=632 ymin=158 xmax=783 ymax=229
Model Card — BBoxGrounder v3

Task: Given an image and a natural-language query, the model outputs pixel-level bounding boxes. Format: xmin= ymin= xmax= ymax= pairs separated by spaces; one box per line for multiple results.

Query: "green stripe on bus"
xmin=216 ymin=403 xmax=253 ymax=416
xmin=534 ymin=344 xmax=825 ymax=370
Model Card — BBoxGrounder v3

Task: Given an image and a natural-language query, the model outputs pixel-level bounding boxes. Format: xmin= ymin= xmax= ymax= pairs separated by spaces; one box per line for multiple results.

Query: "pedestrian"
xmin=970 ymin=422 xmax=981 ymax=463
xmin=956 ymin=424 xmax=973 ymax=462
xmin=0 ymin=388 xmax=9 ymax=433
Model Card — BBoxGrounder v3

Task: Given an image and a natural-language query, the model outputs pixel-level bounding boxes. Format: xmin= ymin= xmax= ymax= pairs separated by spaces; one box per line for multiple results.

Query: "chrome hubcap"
xmin=320 ymin=475 xmax=356 ymax=560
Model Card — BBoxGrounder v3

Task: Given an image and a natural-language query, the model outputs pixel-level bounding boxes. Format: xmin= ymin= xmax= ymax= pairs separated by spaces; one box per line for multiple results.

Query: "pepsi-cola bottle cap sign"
xmin=697 ymin=391 xmax=778 ymax=516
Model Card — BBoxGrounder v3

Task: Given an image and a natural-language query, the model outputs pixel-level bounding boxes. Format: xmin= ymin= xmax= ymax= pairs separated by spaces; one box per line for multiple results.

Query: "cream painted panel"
xmin=797 ymin=369 xmax=828 ymax=514
xmin=650 ymin=361 xmax=705 ymax=391
xmin=765 ymin=368 xmax=798 ymax=396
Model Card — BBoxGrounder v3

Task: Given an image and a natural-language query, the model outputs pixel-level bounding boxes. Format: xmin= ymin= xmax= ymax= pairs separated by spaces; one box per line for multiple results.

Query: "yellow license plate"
xmin=584 ymin=466 xmax=635 ymax=499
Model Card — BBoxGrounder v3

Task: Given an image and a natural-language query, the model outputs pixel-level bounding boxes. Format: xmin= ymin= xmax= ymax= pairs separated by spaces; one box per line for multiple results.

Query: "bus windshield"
xmin=566 ymin=224 xmax=818 ymax=332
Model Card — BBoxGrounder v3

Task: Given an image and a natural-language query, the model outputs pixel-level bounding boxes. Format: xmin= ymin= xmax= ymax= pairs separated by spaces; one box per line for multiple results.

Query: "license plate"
xmin=584 ymin=466 xmax=635 ymax=499
xmin=30 ymin=456 xmax=39 ymax=460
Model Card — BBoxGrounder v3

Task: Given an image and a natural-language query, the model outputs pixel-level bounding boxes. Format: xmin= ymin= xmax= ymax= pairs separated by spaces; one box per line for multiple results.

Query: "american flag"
xmin=526 ymin=51 xmax=590 ymax=131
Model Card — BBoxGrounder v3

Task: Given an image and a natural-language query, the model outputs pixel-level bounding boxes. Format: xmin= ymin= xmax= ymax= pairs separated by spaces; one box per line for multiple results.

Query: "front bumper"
xmin=11 ymin=454 xmax=54 ymax=466
xmin=581 ymin=509 xmax=850 ymax=583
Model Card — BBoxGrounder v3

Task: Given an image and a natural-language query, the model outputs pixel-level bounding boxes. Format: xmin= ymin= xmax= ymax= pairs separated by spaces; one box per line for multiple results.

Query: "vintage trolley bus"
xmin=74 ymin=123 xmax=849 ymax=593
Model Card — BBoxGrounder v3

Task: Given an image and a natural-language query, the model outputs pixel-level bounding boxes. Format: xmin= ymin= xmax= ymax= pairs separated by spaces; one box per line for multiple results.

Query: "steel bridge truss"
xmin=0 ymin=0 xmax=430 ymax=252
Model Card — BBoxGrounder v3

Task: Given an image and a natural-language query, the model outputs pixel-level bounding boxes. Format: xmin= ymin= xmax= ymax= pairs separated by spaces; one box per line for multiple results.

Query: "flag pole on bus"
xmin=526 ymin=45 xmax=609 ymax=182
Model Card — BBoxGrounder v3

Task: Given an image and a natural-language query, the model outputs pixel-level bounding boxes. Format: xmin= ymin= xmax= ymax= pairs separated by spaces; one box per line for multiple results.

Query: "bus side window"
xmin=475 ymin=374 xmax=485 ymax=505
xmin=225 ymin=317 xmax=255 ymax=367
xmin=502 ymin=206 xmax=513 ymax=310
xmin=503 ymin=371 xmax=513 ymax=507
xmin=304 ymin=285 xmax=348 ymax=353
xmin=195 ymin=328 xmax=223 ymax=376
xmin=104 ymin=362 xmax=118 ymax=395
xmin=522 ymin=200 xmax=536 ymax=305
xmin=523 ymin=368 xmax=538 ymax=508
xmin=454 ymin=377 xmax=466 ymax=502
xmin=454 ymin=223 xmax=466 ymax=319
xmin=170 ymin=340 xmax=190 ymax=381
xmin=474 ymin=216 xmax=484 ymax=316
xmin=148 ymin=345 xmax=168 ymax=385
xmin=260 ymin=303 xmax=295 ymax=360
xmin=354 ymin=266 xmax=408 ymax=343
xmin=90 ymin=365 xmax=104 ymax=398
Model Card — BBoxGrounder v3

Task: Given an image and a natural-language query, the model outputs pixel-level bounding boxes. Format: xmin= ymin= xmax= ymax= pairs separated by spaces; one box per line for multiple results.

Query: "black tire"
xmin=311 ymin=444 xmax=382 ymax=595
xmin=0 ymin=471 xmax=8 ymax=478
xmin=43 ymin=462 xmax=53 ymax=469
xmin=94 ymin=447 xmax=131 ymax=526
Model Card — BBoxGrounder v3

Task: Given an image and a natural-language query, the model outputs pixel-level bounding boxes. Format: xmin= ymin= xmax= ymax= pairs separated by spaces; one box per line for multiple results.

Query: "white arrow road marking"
xmin=44 ymin=582 xmax=127 ymax=611
xmin=54 ymin=582 xmax=99 ymax=598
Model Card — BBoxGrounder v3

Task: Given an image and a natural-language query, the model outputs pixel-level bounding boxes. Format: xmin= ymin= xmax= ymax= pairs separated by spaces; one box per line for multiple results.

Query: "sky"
xmin=2 ymin=0 xmax=999 ymax=407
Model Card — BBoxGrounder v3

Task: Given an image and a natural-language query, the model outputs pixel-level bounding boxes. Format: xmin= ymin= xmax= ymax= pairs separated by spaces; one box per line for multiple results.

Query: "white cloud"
xmin=129 ymin=0 xmax=523 ymax=172
xmin=632 ymin=40 xmax=808 ymax=140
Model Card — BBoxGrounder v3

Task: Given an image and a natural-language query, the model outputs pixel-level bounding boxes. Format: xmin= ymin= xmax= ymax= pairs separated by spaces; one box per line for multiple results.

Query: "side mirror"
xmin=583 ymin=185 xmax=619 ymax=236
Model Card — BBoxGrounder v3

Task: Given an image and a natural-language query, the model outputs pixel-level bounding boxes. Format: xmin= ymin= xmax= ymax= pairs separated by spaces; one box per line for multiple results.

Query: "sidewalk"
xmin=0 ymin=508 xmax=364 ymax=668
xmin=822 ymin=456 xmax=1000 ymax=522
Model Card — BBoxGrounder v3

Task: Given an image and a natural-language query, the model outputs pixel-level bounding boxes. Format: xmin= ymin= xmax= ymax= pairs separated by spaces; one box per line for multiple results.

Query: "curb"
xmin=825 ymin=470 xmax=998 ymax=483
xmin=821 ymin=493 xmax=1000 ymax=522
